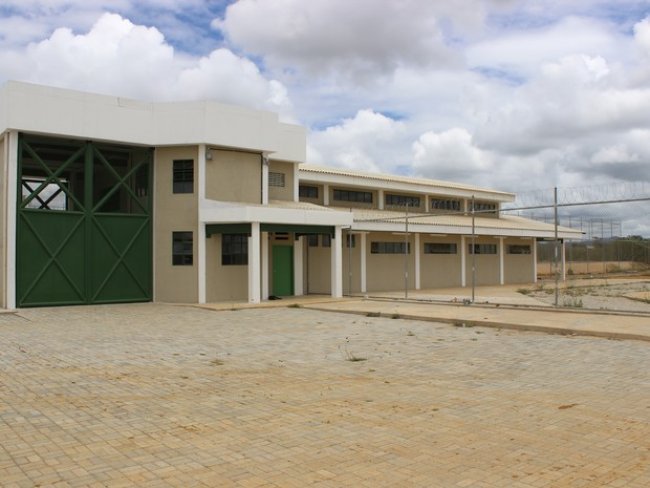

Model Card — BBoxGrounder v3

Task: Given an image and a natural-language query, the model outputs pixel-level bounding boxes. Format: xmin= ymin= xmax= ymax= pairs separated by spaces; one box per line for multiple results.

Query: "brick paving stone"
xmin=0 ymin=303 xmax=649 ymax=486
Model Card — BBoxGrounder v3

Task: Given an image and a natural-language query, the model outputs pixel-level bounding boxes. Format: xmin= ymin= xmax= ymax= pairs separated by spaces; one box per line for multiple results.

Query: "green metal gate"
xmin=16 ymin=135 xmax=152 ymax=307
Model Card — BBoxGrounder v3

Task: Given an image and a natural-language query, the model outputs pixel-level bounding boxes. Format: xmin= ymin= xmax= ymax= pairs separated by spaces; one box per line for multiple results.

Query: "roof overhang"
xmin=299 ymin=166 xmax=515 ymax=202
xmin=0 ymin=81 xmax=306 ymax=163
xmin=199 ymin=199 xmax=353 ymax=227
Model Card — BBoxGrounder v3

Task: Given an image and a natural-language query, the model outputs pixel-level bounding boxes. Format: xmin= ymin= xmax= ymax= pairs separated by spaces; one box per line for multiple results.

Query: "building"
xmin=0 ymin=81 xmax=581 ymax=308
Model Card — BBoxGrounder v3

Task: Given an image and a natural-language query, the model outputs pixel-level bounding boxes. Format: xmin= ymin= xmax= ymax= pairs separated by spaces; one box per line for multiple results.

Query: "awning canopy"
xmin=206 ymin=223 xmax=335 ymax=237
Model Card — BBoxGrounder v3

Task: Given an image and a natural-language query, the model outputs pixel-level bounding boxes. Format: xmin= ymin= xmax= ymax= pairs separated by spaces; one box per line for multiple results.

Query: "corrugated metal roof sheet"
xmin=351 ymin=208 xmax=583 ymax=236
xmin=299 ymin=164 xmax=515 ymax=197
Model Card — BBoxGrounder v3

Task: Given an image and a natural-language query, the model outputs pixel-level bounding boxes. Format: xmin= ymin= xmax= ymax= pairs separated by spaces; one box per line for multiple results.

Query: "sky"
xmin=1 ymin=0 xmax=650 ymax=234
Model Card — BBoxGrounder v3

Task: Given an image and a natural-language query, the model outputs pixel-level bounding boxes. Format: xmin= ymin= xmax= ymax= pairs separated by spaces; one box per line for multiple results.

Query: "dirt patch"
xmin=519 ymin=279 xmax=650 ymax=312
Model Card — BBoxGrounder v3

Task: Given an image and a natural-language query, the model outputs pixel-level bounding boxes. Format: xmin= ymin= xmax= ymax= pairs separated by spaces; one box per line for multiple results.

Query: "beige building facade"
xmin=0 ymin=82 xmax=581 ymax=308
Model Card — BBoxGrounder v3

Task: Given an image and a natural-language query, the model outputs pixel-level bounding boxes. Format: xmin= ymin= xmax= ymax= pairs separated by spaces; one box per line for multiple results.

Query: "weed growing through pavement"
xmin=339 ymin=337 xmax=367 ymax=362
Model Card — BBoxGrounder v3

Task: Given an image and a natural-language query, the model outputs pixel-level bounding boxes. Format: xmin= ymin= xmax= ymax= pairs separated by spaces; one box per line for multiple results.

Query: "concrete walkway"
xmin=303 ymin=298 xmax=650 ymax=342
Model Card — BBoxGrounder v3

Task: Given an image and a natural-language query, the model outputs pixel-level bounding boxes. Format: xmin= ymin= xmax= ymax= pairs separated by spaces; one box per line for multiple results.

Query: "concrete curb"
xmin=303 ymin=306 xmax=650 ymax=343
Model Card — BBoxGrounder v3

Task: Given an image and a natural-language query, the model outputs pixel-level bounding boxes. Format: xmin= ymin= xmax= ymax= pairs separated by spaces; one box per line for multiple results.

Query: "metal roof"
xmin=350 ymin=208 xmax=584 ymax=238
xmin=299 ymin=164 xmax=515 ymax=198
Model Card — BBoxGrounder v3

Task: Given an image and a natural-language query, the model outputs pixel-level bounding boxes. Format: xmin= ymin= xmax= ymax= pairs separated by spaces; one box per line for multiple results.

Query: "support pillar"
xmin=198 ymin=224 xmax=206 ymax=304
xmin=323 ymin=184 xmax=330 ymax=206
xmin=414 ymin=233 xmax=421 ymax=290
xmin=261 ymin=232 xmax=269 ymax=299
xmin=532 ymin=238 xmax=538 ymax=283
xmin=498 ymin=237 xmax=505 ymax=285
xmin=461 ymin=235 xmax=467 ymax=287
xmin=261 ymin=154 xmax=269 ymax=205
xmin=330 ymin=226 xmax=343 ymax=298
xmin=556 ymin=238 xmax=560 ymax=280
xmin=248 ymin=222 xmax=261 ymax=303
xmin=293 ymin=165 xmax=299 ymax=202
xmin=293 ymin=236 xmax=304 ymax=296
xmin=197 ymin=144 xmax=207 ymax=304
xmin=5 ymin=131 xmax=18 ymax=309
xmin=378 ymin=189 xmax=384 ymax=210
xmin=360 ymin=233 xmax=367 ymax=293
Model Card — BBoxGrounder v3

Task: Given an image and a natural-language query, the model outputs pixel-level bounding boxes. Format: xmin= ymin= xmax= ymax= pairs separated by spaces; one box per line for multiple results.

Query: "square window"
xmin=322 ymin=234 xmax=331 ymax=247
xmin=307 ymin=235 xmax=319 ymax=247
xmin=173 ymin=160 xmax=193 ymax=194
xmin=424 ymin=243 xmax=457 ymax=254
xmin=299 ymin=185 xmax=319 ymax=199
xmin=172 ymin=231 xmax=193 ymax=265
xmin=508 ymin=244 xmax=531 ymax=254
xmin=222 ymin=234 xmax=248 ymax=265
xmin=269 ymin=172 xmax=285 ymax=187
xmin=468 ymin=243 xmax=497 ymax=254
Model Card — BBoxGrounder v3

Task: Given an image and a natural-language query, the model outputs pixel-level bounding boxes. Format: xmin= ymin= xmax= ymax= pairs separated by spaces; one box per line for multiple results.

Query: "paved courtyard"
xmin=0 ymin=304 xmax=649 ymax=487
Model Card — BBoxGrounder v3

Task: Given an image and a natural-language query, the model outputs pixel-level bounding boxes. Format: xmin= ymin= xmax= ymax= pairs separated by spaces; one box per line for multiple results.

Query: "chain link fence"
xmin=504 ymin=186 xmax=650 ymax=313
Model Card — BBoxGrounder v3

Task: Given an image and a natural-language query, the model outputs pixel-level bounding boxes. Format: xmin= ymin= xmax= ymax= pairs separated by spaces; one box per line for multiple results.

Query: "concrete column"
xmin=293 ymin=236 xmax=304 ymax=296
xmin=198 ymin=224 xmax=206 ymax=304
xmin=261 ymin=232 xmax=269 ymax=300
xmin=197 ymin=144 xmax=207 ymax=304
xmin=5 ymin=131 xmax=18 ymax=309
xmin=261 ymin=154 xmax=269 ymax=205
xmin=248 ymin=222 xmax=261 ymax=303
xmin=360 ymin=233 xmax=367 ymax=293
xmin=461 ymin=236 xmax=467 ymax=287
xmin=198 ymin=144 xmax=207 ymax=202
xmin=532 ymin=238 xmax=538 ymax=283
xmin=378 ymin=189 xmax=384 ymax=210
xmin=499 ymin=237 xmax=505 ymax=285
xmin=556 ymin=240 xmax=560 ymax=282
xmin=293 ymin=165 xmax=299 ymax=202
xmin=323 ymin=184 xmax=329 ymax=206
xmin=424 ymin=195 xmax=429 ymax=213
xmin=414 ymin=233 xmax=421 ymax=290
xmin=330 ymin=226 xmax=343 ymax=298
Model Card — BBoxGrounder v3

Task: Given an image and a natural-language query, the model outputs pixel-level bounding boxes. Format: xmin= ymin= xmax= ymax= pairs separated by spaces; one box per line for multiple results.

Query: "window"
xmin=333 ymin=189 xmax=373 ymax=204
xmin=269 ymin=172 xmax=285 ymax=187
xmin=172 ymin=232 xmax=193 ymax=265
xmin=322 ymin=234 xmax=331 ymax=247
xmin=307 ymin=235 xmax=319 ymax=247
xmin=371 ymin=242 xmax=410 ymax=254
xmin=173 ymin=160 xmax=193 ymax=194
xmin=468 ymin=243 xmax=497 ymax=255
xmin=22 ymin=177 xmax=68 ymax=211
xmin=508 ymin=244 xmax=531 ymax=254
xmin=222 ymin=234 xmax=248 ymax=265
xmin=424 ymin=243 xmax=457 ymax=254
xmin=430 ymin=198 xmax=461 ymax=212
xmin=299 ymin=185 xmax=319 ymax=199
xmin=471 ymin=201 xmax=498 ymax=213
xmin=385 ymin=194 xmax=420 ymax=207
xmin=346 ymin=234 xmax=356 ymax=248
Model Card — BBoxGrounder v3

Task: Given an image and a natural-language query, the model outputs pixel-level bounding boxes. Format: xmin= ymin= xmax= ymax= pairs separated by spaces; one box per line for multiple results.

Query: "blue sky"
xmin=1 ymin=0 xmax=650 ymax=233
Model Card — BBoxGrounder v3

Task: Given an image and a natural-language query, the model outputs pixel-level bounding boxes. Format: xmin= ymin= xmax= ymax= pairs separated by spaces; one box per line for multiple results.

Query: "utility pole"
xmin=471 ymin=195 xmax=476 ymax=303
xmin=404 ymin=201 xmax=409 ymax=299
xmin=554 ymin=187 xmax=559 ymax=307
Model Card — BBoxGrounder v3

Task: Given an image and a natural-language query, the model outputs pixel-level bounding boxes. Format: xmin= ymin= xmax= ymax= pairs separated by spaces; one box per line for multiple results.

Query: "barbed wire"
xmin=506 ymin=182 xmax=650 ymax=208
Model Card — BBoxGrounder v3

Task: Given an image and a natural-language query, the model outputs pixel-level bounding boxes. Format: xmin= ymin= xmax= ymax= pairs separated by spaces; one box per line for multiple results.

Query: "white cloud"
xmin=0 ymin=12 xmax=293 ymax=116
xmin=591 ymin=145 xmax=640 ymax=164
xmin=467 ymin=16 xmax=626 ymax=78
xmin=634 ymin=16 xmax=650 ymax=54
xmin=413 ymin=128 xmax=492 ymax=177
xmin=213 ymin=0 xmax=474 ymax=82
xmin=307 ymin=110 xmax=407 ymax=172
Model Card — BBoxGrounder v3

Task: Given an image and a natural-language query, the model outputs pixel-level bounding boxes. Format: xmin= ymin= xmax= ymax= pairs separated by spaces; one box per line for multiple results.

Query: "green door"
xmin=272 ymin=245 xmax=293 ymax=296
xmin=16 ymin=135 xmax=152 ymax=307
